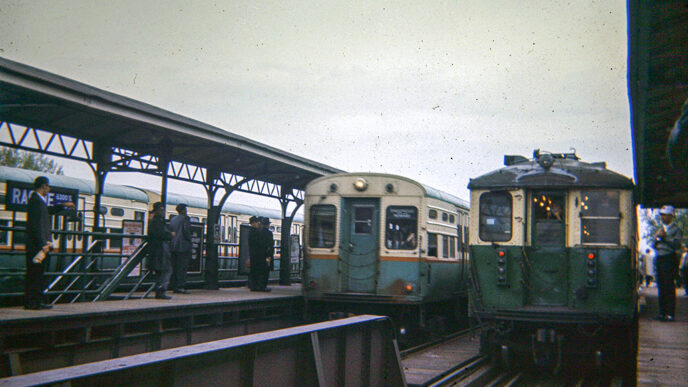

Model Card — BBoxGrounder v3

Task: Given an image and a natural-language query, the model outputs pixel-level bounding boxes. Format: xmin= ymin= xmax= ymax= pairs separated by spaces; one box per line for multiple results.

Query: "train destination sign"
xmin=4 ymin=180 xmax=79 ymax=212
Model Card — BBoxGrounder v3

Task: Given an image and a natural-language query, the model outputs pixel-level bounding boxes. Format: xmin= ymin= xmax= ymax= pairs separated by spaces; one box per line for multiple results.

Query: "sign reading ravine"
xmin=4 ymin=180 xmax=79 ymax=212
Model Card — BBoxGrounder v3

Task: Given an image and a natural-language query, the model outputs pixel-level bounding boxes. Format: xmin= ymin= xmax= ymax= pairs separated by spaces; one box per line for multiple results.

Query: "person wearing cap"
xmin=24 ymin=176 xmax=75 ymax=310
xmin=147 ymin=202 xmax=173 ymax=300
xmin=652 ymin=205 xmax=682 ymax=321
xmin=169 ymin=203 xmax=192 ymax=294
xmin=258 ymin=217 xmax=275 ymax=292
xmin=247 ymin=216 xmax=264 ymax=291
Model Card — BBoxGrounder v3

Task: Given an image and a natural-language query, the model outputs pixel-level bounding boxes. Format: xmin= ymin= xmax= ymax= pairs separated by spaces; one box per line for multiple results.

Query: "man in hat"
xmin=247 ymin=216 xmax=264 ymax=291
xmin=148 ymin=202 xmax=173 ymax=299
xmin=24 ymin=176 xmax=75 ymax=309
xmin=258 ymin=217 xmax=275 ymax=292
xmin=169 ymin=203 xmax=192 ymax=294
xmin=652 ymin=205 xmax=682 ymax=321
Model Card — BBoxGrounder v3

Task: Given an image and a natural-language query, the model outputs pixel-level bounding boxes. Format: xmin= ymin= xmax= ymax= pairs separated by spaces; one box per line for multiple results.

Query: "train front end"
xmin=468 ymin=151 xmax=638 ymax=382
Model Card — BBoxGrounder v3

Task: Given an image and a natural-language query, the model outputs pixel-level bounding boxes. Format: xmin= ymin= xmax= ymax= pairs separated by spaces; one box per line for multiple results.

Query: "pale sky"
xmin=0 ymin=1 xmax=632 ymax=208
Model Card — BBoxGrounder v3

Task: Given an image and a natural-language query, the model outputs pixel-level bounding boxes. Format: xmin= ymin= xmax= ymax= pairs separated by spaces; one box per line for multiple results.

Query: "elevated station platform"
xmin=0 ymin=285 xmax=303 ymax=377
xmin=638 ymin=287 xmax=688 ymax=386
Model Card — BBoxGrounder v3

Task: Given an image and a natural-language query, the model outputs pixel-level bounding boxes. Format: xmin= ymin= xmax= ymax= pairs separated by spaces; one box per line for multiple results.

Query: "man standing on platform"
xmin=148 ymin=202 xmax=173 ymax=300
xmin=259 ymin=217 xmax=275 ymax=292
xmin=247 ymin=216 xmax=264 ymax=291
xmin=169 ymin=203 xmax=192 ymax=294
xmin=24 ymin=176 xmax=75 ymax=310
xmin=652 ymin=205 xmax=682 ymax=321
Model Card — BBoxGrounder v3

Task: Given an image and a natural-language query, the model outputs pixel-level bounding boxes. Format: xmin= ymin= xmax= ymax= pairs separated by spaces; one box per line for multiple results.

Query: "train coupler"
xmin=530 ymin=328 xmax=564 ymax=373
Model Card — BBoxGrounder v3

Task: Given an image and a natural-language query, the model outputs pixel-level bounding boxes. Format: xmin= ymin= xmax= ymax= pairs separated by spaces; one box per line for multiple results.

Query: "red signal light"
xmin=498 ymin=251 xmax=505 ymax=257
xmin=587 ymin=253 xmax=595 ymax=260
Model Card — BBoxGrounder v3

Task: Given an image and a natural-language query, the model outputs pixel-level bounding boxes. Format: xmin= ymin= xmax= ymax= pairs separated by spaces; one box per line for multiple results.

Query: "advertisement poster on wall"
xmin=122 ymin=219 xmax=144 ymax=277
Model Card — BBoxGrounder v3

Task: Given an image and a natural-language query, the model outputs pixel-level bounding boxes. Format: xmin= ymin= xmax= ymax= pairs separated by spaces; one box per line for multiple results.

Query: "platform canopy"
xmin=628 ymin=2 xmax=688 ymax=207
xmin=0 ymin=56 xmax=343 ymax=198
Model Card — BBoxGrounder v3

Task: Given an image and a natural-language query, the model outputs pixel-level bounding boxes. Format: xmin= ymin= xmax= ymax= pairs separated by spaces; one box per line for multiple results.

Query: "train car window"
xmin=442 ymin=235 xmax=449 ymax=258
xmin=190 ymin=216 xmax=200 ymax=223
xmin=580 ymin=191 xmax=620 ymax=244
xmin=385 ymin=206 xmax=418 ymax=249
xmin=0 ymin=220 xmax=9 ymax=245
xmin=309 ymin=205 xmax=336 ymax=248
xmin=353 ymin=206 xmax=374 ymax=234
xmin=134 ymin=211 xmax=145 ymax=221
xmin=479 ymin=192 xmax=512 ymax=242
xmin=450 ymin=236 xmax=456 ymax=258
xmin=533 ymin=192 xmax=565 ymax=246
xmin=457 ymin=226 xmax=463 ymax=254
xmin=429 ymin=209 xmax=438 ymax=219
xmin=110 ymin=207 xmax=125 ymax=217
xmin=449 ymin=214 xmax=455 ymax=223
xmin=13 ymin=221 xmax=26 ymax=246
xmin=427 ymin=233 xmax=438 ymax=257
xmin=442 ymin=212 xmax=448 ymax=221
xmin=110 ymin=228 xmax=122 ymax=249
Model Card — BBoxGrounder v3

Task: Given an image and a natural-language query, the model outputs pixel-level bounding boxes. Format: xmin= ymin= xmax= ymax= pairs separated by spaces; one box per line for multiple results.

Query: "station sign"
xmin=4 ymin=180 xmax=79 ymax=212
xmin=188 ymin=222 xmax=204 ymax=273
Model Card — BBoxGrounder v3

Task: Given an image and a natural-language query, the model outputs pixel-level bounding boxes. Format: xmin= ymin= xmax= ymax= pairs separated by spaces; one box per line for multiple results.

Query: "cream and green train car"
xmin=303 ymin=173 xmax=470 ymax=342
xmin=468 ymin=151 xmax=637 ymax=383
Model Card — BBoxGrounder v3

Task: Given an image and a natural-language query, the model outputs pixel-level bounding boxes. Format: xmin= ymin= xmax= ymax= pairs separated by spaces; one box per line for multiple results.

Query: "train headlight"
xmin=353 ymin=178 xmax=368 ymax=191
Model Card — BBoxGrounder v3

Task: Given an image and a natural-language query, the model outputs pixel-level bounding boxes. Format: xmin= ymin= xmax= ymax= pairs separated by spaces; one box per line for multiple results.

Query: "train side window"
xmin=442 ymin=235 xmax=449 ymax=258
xmin=427 ymin=233 xmax=438 ymax=257
xmin=580 ymin=191 xmax=620 ymax=244
xmin=442 ymin=212 xmax=448 ymax=221
xmin=479 ymin=192 xmax=512 ymax=242
xmin=0 ymin=220 xmax=9 ymax=245
xmin=429 ymin=209 xmax=437 ymax=219
xmin=110 ymin=228 xmax=122 ymax=249
xmin=457 ymin=226 xmax=463 ymax=254
xmin=385 ymin=206 xmax=418 ymax=250
xmin=450 ymin=236 xmax=456 ymax=258
xmin=309 ymin=205 xmax=336 ymax=248
xmin=449 ymin=214 xmax=455 ymax=223
xmin=134 ymin=211 xmax=145 ymax=221
xmin=110 ymin=207 xmax=125 ymax=217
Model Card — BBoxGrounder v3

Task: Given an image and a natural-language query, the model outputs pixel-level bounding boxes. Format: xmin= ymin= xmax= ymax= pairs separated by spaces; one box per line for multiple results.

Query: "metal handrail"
xmin=92 ymin=241 xmax=149 ymax=302
xmin=46 ymin=240 xmax=103 ymax=293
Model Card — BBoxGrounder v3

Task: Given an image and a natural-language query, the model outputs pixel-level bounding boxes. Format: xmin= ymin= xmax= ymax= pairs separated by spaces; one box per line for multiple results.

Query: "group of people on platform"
xmin=247 ymin=216 xmax=275 ymax=292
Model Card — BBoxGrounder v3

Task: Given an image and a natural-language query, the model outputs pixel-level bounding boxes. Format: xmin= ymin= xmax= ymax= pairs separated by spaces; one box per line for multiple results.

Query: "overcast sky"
xmin=0 ymin=1 xmax=631 ymax=208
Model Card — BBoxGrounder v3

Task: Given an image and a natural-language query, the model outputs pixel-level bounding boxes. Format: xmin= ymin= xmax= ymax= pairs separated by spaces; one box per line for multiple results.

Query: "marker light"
xmin=405 ymin=283 xmax=413 ymax=293
xmin=587 ymin=253 xmax=595 ymax=260
xmin=498 ymin=251 xmax=506 ymax=257
xmin=353 ymin=178 xmax=368 ymax=191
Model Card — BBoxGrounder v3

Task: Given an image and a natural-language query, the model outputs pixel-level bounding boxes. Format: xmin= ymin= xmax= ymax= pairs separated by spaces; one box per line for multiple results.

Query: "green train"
xmin=468 ymin=150 xmax=638 ymax=382
xmin=302 ymin=173 xmax=470 ymax=343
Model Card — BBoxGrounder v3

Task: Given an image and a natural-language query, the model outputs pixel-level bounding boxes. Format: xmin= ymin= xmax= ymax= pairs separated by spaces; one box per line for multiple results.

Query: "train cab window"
xmin=385 ymin=206 xmax=418 ymax=249
xmin=533 ymin=192 xmax=565 ymax=246
xmin=110 ymin=207 xmax=125 ymax=217
xmin=353 ymin=206 xmax=374 ymax=234
xmin=479 ymin=192 xmax=512 ymax=242
xmin=309 ymin=205 xmax=336 ymax=248
xmin=580 ymin=191 xmax=620 ymax=244
xmin=134 ymin=211 xmax=145 ymax=221
xmin=429 ymin=209 xmax=438 ymax=219
xmin=427 ymin=233 xmax=438 ymax=257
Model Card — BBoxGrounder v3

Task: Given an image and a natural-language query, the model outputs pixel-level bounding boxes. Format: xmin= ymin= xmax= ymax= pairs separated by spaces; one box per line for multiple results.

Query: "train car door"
xmin=527 ymin=191 xmax=568 ymax=306
xmin=339 ymin=198 xmax=380 ymax=293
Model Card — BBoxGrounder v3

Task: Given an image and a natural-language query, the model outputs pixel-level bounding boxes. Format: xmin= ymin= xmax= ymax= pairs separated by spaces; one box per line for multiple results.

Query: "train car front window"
xmin=580 ymin=190 xmax=620 ymax=244
xmin=479 ymin=192 xmax=512 ymax=242
xmin=386 ymin=206 xmax=417 ymax=249
xmin=533 ymin=192 xmax=565 ymax=246
xmin=309 ymin=205 xmax=336 ymax=248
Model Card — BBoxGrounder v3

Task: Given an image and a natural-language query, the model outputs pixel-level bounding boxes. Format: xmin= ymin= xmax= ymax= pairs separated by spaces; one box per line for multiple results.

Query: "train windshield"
xmin=479 ymin=192 xmax=512 ymax=242
xmin=308 ymin=205 xmax=336 ymax=248
xmin=385 ymin=206 xmax=417 ymax=249
xmin=580 ymin=190 xmax=620 ymax=244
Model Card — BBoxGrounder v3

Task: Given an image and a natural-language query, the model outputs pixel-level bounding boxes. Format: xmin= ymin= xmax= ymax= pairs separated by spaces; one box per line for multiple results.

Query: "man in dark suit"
xmin=247 ymin=216 xmax=264 ymax=291
xmin=169 ymin=203 xmax=192 ymax=294
xmin=25 ymin=176 xmax=75 ymax=310
xmin=259 ymin=217 xmax=275 ymax=292
xmin=147 ymin=202 xmax=173 ymax=300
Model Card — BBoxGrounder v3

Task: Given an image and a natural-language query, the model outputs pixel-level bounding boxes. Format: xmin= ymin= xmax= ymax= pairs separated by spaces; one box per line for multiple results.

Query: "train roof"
xmin=309 ymin=172 xmax=469 ymax=209
xmin=467 ymin=151 xmax=635 ymax=190
xmin=155 ymin=190 xmax=304 ymax=223
xmin=0 ymin=166 xmax=150 ymax=202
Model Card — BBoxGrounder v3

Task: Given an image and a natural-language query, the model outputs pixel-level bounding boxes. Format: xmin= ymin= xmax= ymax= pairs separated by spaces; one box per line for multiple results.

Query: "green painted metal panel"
xmin=525 ymin=247 xmax=568 ymax=306
xmin=471 ymin=245 xmax=525 ymax=309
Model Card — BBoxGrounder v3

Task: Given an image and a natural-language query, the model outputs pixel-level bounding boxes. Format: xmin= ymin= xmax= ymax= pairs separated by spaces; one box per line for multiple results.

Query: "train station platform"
xmin=637 ymin=286 xmax=688 ymax=386
xmin=0 ymin=285 xmax=303 ymax=377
